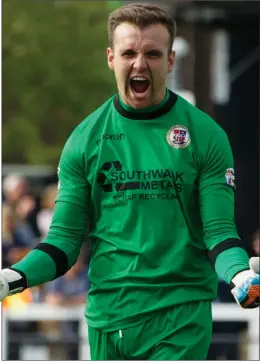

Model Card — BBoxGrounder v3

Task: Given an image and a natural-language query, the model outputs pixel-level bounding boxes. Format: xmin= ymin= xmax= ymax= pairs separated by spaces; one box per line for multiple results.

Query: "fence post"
xmin=2 ymin=312 xmax=8 ymax=360
xmin=79 ymin=318 xmax=90 ymax=360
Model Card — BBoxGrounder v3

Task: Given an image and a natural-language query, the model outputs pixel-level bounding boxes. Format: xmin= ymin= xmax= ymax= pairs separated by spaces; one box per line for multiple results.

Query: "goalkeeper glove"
xmin=0 ymin=268 xmax=28 ymax=302
xmin=231 ymin=257 xmax=260 ymax=308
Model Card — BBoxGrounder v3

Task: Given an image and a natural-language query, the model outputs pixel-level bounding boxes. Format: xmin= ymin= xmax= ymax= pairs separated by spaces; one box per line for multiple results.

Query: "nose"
xmin=133 ymin=55 xmax=147 ymax=71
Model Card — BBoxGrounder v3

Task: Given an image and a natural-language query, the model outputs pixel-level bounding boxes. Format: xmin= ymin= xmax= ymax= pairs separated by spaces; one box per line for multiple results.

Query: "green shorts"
xmin=88 ymin=300 xmax=212 ymax=360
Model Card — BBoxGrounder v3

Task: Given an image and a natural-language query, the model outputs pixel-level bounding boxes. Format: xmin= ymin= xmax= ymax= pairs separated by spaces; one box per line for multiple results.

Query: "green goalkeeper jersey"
xmin=13 ymin=89 xmax=242 ymax=331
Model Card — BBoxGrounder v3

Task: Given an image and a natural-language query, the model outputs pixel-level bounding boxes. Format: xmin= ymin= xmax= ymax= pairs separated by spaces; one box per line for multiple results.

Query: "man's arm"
xmin=198 ymin=123 xmax=259 ymax=308
xmin=0 ymin=131 xmax=91 ymax=298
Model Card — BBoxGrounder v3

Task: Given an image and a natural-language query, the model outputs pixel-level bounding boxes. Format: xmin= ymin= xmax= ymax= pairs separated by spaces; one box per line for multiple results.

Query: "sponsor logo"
xmin=97 ymin=161 xmax=184 ymax=203
xmin=96 ymin=133 xmax=125 ymax=146
xmin=166 ymin=125 xmax=191 ymax=149
xmin=225 ymin=168 xmax=235 ymax=188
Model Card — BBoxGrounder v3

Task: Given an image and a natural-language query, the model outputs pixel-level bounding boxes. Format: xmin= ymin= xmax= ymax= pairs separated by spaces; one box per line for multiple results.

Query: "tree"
xmin=3 ymin=0 xmax=118 ymax=165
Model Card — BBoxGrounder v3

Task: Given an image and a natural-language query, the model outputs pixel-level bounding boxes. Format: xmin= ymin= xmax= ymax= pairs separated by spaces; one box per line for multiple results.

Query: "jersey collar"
xmin=114 ymin=89 xmax=178 ymax=120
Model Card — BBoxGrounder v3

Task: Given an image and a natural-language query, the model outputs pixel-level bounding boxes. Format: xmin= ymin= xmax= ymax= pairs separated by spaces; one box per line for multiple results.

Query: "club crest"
xmin=166 ymin=125 xmax=191 ymax=149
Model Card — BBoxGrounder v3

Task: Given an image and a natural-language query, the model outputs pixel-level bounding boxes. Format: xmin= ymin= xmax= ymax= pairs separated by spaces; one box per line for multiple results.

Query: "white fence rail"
xmin=2 ymin=303 xmax=259 ymax=360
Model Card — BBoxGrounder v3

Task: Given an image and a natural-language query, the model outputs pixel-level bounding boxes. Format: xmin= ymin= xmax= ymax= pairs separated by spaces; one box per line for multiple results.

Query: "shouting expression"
xmin=107 ymin=22 xmax=175 ymax=109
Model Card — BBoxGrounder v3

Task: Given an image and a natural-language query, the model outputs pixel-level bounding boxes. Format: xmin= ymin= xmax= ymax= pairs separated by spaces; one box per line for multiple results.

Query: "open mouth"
xmin=130 ymin=76 xmax=150 ymax=95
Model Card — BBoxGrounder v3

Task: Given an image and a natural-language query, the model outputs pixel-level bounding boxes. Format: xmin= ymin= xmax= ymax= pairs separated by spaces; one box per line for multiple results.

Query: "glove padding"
xmin=0 ymin=269 xmax=27 ymax=302
xmin=231 ymin=257 xmax=260 ymax=309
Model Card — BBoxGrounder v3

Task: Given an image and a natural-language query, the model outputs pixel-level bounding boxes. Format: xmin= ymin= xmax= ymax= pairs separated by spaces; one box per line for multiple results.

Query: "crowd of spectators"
xmin=2 ymin=172 xmax=90 ymax=359
xmin=2 ymin=172 xmax=259 ymax=360
xmin=2 ymin=172 xmax=90 ymax=300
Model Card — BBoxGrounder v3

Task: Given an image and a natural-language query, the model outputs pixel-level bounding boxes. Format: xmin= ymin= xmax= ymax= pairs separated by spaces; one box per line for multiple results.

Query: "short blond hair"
xmin=108 ymin=3 xmax=176 ymax=52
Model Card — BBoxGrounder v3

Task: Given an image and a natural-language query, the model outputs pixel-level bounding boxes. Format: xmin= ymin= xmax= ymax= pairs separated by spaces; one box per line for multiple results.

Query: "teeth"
xmin=131 ymin=77 xmax=148 ymax=81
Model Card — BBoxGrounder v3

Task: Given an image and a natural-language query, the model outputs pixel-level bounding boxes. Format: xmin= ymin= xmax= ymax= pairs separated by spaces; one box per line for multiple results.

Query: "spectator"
xmin=37 ymin=183 xmax=57 ymax=238
xmin=2 ymin=205 xmax=36 ymax=268
xmin=3 ymin=173 xmax=38 ymax=238
xmin=3 ymin=173 xmax=30 ymax=207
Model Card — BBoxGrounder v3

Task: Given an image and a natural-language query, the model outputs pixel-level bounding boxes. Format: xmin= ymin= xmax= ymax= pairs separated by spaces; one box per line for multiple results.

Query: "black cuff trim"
xmin=208 ymin=239 xmax=245 ymax=268
xmin=34 ymin=243 xmax=69 ymax=278
xmin=9 ymin=268 xmax=28 ymax=291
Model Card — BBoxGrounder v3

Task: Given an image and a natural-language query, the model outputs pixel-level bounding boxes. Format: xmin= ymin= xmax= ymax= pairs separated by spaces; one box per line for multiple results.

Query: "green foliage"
xmin=3 ymin=0 xmax=118 ymax=165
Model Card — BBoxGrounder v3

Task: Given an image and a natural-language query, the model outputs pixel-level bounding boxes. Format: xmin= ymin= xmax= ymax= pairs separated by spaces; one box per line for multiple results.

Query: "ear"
xmin=167 ymin=50 xmax=176 ymax=73
xmin=107 ymin=47 xmax=114 ymax=71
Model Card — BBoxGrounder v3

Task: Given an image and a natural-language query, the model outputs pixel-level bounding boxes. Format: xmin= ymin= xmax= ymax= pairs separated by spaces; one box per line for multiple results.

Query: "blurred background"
xmin=2 ymin=0 xmax=259 ymax=360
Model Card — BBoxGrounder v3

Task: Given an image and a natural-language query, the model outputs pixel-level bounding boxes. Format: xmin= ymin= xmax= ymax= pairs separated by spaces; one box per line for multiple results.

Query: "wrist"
xmin=214 ymin=247 xmax=249 ymax=284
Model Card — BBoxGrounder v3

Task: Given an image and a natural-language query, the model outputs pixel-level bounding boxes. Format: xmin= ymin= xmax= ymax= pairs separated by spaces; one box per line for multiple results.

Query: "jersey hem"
xmin=85 ymin=295 xmax=215 ymax=332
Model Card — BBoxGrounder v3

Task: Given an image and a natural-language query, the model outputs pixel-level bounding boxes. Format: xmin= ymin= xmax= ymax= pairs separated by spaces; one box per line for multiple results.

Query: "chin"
xmin=129 ymin=92 xmax=152 ymax=109
xmin=131 ymin=100 xmax=150 ymax=109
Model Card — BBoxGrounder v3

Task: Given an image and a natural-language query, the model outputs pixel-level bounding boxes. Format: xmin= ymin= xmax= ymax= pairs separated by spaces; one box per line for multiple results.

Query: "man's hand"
xmin=231 ymin=257 xmax=260 ymax=308
xmin=0 ymin=269 xmax=27 ymax=302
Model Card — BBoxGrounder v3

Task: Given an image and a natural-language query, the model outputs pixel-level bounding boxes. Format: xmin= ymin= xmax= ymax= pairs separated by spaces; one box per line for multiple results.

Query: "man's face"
xmin=107 ymin=22 xmax=175 ymax=109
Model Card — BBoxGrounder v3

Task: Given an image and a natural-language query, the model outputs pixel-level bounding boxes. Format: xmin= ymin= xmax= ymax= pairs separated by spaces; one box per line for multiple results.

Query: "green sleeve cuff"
xmin=214 ymin=247 xmax=249 ymax=284
xmin=12 ymin=249 xmax=57 ymax=288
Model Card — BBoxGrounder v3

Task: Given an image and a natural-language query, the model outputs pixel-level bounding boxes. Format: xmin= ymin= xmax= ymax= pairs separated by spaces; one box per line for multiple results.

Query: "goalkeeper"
xmin=1 ymin=3 xmax=259 ymax=361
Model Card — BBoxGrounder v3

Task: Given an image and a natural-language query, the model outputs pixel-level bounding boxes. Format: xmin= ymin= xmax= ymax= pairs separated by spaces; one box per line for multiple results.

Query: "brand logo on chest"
xmin=96 ymin=133 xmax=125 ymax=146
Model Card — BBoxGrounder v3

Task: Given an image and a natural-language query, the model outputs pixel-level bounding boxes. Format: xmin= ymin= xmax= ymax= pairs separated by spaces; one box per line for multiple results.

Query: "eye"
xmin=146 ymin=50 xmax=163 ymax=58
xmin=122 ymin=50 xmax=136 ymax=57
